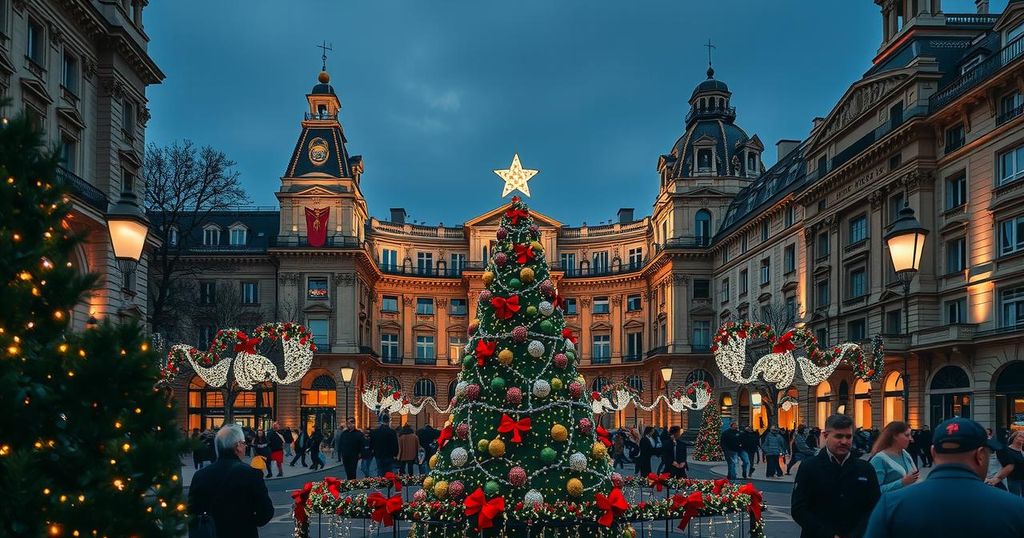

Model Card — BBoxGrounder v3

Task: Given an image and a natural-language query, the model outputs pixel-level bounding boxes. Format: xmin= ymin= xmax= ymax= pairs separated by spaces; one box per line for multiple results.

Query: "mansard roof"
xmin=716 ymin=141 xmax=808 ymax=239
xmin=284 ymin=124 xmax=358 ymax=179
xmin=149 ymin=209 xmax=280 ymax=253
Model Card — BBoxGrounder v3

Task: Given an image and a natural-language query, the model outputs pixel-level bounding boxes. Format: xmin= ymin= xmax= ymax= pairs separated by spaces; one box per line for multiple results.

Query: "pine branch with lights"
xmin=692 ymin=404 xmax=725 ymax=462
xmin=0 ymin=110 xmax=187 ymax=536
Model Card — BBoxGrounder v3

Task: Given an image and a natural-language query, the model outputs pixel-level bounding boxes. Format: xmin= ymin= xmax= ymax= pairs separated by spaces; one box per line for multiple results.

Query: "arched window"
xmin=930 ymin=366 xmax=970 ymax=390
xmin=816 ymin=380 xmax=833 ymax=429
xmin=747 ymin=152 xmax=757 ymax=174
xmin=995 ymin=362 xmax=1024 ymax=440
xmin=738 ymin=388 xmax=751 ymax=429
xmin=686 ymin=368 xmax=714 ymax=389
xmin=448 ymin=380 xmax=458 ymax=402
xmin=592 ymin=377 xmax=610 ymax=392
xmin=414 ymin=378 xmax=436 ymax=398
xmin=854 ymin=379 xmax=872 ymax=429
xmin=883 ymin=371 xmax=905 ymax=424
xmin=626 ymin=375 xmax=643 ymax=393
xmin=930 ymin=365 xmax=972 ymax=426
xmin=302 ymin=375 xmax=337 ymax=406
xmin=695 ymin=210 xmax=712 ymax=246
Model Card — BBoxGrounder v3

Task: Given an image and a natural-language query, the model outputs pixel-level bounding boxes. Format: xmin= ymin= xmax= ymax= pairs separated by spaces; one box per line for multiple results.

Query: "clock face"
xmin=308 ymin=137 xmax=329 ymax=166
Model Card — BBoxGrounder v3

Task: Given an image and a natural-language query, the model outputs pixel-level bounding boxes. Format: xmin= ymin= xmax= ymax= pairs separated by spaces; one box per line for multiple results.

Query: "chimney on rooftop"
xmin=776 ymin=139 xmax=800 ymax=161
xmin=976 ymin=0 xmax=989 ymax=14
xmin=617 ymin=208 xmax=635 ymax=224
xmin=389 ymin=208 xmax=407 ymax=224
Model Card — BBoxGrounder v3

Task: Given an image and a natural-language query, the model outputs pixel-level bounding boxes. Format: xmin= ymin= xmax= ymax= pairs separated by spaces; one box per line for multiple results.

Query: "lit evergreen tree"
xmin=0 ymin=110 xmax=187 ymax=535
xmin=692 ymin=404 xmax=725 ymax=462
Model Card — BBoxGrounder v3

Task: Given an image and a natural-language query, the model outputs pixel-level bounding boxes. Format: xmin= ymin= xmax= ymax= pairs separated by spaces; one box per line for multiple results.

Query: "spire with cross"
xmin=317 ymin=40 xmax=333 ymax=72
xmin=705 ymin=38 xmax=716 ymax=79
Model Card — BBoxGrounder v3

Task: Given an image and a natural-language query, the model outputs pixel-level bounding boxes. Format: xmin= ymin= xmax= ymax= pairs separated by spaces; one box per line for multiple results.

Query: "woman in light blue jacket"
xmin=869 ymin=421 xmax=920 ymax=493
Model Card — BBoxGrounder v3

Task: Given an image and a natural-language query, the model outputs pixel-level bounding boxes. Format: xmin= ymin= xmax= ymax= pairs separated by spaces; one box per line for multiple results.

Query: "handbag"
xmin=188 ymin=514 xmax=217 ymax=538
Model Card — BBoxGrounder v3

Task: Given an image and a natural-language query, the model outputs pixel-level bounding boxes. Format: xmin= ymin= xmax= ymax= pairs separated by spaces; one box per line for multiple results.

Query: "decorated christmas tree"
xmin=0 ymin=110 xmax=187 ymax=535
xmin=692 ymin=403 xmax=725 ymax=462
xmin=423 ymin=196 xmax=616 ymax=529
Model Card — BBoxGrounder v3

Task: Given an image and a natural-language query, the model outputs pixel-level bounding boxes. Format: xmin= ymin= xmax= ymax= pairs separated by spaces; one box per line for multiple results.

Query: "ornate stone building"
xmin=158 ymin=0 xmax=1024 ymax=441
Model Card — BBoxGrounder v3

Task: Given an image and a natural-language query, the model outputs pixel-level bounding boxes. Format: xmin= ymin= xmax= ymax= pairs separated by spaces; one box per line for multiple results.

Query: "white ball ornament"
xmin=450 ymin=447 xmax=469 ymax=467
xmin=528 ymin=340 xmax=545 ymax=358
xmin=569 ymin=452 xmax=587 ymax=471
xmin=532 ymin=379 xmax=551 ymax=398
xmin=524 ymin=489 xmax=544 ymax=506
xmin=565 ymin=338 xmax=576 ymax=350
xmin=455 ymin=381 xmax=468 ymax=398
xmin=538 ymin=301 xmax=554 ymax=316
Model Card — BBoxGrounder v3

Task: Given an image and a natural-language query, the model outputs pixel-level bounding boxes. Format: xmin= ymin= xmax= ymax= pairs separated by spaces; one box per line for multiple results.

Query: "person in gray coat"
xmin=761 ymin=426 xmax=788 ymax=478
xmin=787 ymin=425 xmax=817 ymax=475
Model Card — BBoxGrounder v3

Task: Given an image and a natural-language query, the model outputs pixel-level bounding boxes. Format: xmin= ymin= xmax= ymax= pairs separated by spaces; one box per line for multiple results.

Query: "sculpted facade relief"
xmin=821 ymin=74 xmax=909 ymax=142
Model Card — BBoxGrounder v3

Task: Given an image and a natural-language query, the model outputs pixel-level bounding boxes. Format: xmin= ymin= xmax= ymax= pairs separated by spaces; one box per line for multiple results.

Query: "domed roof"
xmin=663 ymin=119 xmax=752 ymax=178
xmin=311 ymin=70 xmax=336 ymax=95
xmin=690 ymin=67 xmax=730 ymax=100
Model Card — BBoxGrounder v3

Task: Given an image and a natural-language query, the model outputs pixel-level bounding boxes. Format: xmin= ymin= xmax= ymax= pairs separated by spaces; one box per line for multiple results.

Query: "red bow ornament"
xmin=497 ymin=414 xmax=532 ymax=443
xmin=772 ymin=330 xmax=796 ymax=354
xmin=291 ymin=482 xmax=313 ymax=525
xmin=562 ymin=328 xmax=577 ymax=344
xmin=464 ymin=488 xmax=505 ymax=530
xmin=367 ymin=492 xmax=403 ymax=527
xmin=596 ymin=425 xmax=612 ymax=447
xmin=738 ymin=483 xmax=764 ymax=521
xmin=671 ymin=491 xmax=705 ymax=530
xmin=491 ymin=295 xmax=521 ymax=320
xmin=712 ymin=478 xmax=729 ymax=495
xmin=475 ymin=339 xmax=497 ymax=367
xmin=233 ymin=336 xmax=261 ymax=355
xmin=647 ymin=472 xmax=670 ymax=492
xmin=384 ymin=471 xmax=402 ymax=491
xmin=505 ymin=207 xmax=529 ymax=225
xmin=594 ymin=487 xmax=629 ymax=527
xmin=324 ymin=477 xmax=342 ymax=499
xmin=513 ymin=243 xmax=535 ymax=264
xmin=436 ymin=425 xmax=453 ymax=451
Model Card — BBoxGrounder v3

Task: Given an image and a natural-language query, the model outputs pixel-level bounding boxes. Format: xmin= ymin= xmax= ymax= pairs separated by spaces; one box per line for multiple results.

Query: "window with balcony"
xmin=381 ymin=249 xmax=398 ymax=271
xmin=417 ymin=252 xmax=433 ymax=275
xmin=381 ymin=295 xmax=398 ymax=312
xmin=199 ymin=282 xmax=216 ymax=305
xmin=739 ymin=269 xmax=749 ymax=296
xmin=946 ymin=171 xmax=967 ymax=209
xmin=849 ymin=215 xmax=867 ymax=244
xmin=626 ymin=332 xmax=643 ymax=362
xmin=27 ymin=18 xmax=44 ymax=65
xmin=1000 ymin=91 xmax=1024 ymax=125
xmin=416 ymin=298 xmax=434 ymax=315
xmin=945 ymin=123 xmax=965 ymax=153
xmin=694 ymin=279 xmax=710 ymax=299
xmin=885 ymin=309 xmax=902 ymax=334
xmin=450 ymin=298 xmax=467 ymax=315
xmin=307 ymin=277 xmax=328 ymax=300
xmin=381 ymin=333 xmax=399 ymax=362
xmin=784 ymin=244 xmax=796 ymax=274
xmin=760 ymin=258 xmax=771 ymax=285
xmin=999 ymin=215 xmax=1024 ymax=256
xmin=308 ymin=319 xmax=329 ymax=348
xmin=848 ymin=318 xmax=866 ymax=341
xmin=626 ymin=294 xmax=641 ymax=311
xmin=59 ymin=134 xmax=78 ymax=173
xmin=62 ymin=50 xmax=78 ymax=94
xmin=816 ymin=280 xmax=830 ymax=307
xmin=628 ymin=247 xmax=643 ymax=269
xmin=817 ymin=232 xmax=830 ymax=259
xmin=593 ymin=297 xmax=610 ymax=314
xmin=563 ymin=298 xmax=577 ymax=315
xmin=998 ymin=144 xmax=1024 ymax=186
xmin=848 ymin=268 xmax=867 ymax=299
xmin=720 ymin=278 xmax=730 ymax=304
xmin=946 ymin=298 xmax=966 ymax=324
xmin=946 ymin=237 xmax=967 ymax=273
xmin=592 ymin=251 xmax=609 ymax=274
xmin=560 ymin=253 xmax=576 ymax=275
xmin=1008 ymin=21 xmax=1024 ymax=44
xmin=450 ymin=253 xmax=466 ymax=275
xmin=203 ymin=226 xmax=220 ymax=246
xmin=1001 ymin=287 xmax=1024 ymax=328
xmin=592 ymin=334 xmax=610 ymax=364
xmin=415 ymin=335 xmax=435 ymax=364
xmin=241 ymin=282 xmax=259 ymax=305
xmin=229 ymin=226 xmax=247 ymax=246
xmin=692 ymin=320 xmax=711 ymax=351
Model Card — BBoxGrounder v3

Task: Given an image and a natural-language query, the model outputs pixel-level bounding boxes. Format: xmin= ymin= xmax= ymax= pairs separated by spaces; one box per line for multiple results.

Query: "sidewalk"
xmin=702 ymin=455 xmax=952 ymax=484
xmin=179 ymin=450 xmax=343 ymax=487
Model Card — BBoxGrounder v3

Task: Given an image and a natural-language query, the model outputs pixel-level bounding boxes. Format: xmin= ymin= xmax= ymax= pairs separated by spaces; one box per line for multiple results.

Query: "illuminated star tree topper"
xmin=494 ymin=153 xmax=539 ymax=198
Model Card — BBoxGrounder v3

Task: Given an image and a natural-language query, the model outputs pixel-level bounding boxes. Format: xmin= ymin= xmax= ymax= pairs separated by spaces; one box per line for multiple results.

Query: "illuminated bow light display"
xmin=362 ymin=381 xmax=407 ymax=416
xmin=667 ymin=380 xmax=714 ymax=412
xmin=590 ymin=383 xmax=638 ymax=414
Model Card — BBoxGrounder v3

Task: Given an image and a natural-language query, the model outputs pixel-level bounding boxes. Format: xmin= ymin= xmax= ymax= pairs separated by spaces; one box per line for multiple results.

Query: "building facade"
xmin=159 ymin=0 xmax=1024 ymax=441
xmin=1 ymin=0 xmax=162 ymax=326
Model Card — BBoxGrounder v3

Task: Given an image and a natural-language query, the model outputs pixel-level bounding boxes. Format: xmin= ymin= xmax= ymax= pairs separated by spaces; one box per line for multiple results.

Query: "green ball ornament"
xmin=541 ymin=447 xmax=557 ymax=463
xmin=539 ymin=320 xmax=555 ymax=334
xmin=463 ymin=355 xmax=475 ymax=368
xmin=477 ymin=439 xmax=490 ymax=452
xmin=485 ymin=481 xmax=501 ymax=497
xmin=509 ymin=278 xmax=522 ymax=289
xmin=527 ymin=305 xmax=538 ymax=316
xmin=490 ymin=377 xmax=506 ymax=390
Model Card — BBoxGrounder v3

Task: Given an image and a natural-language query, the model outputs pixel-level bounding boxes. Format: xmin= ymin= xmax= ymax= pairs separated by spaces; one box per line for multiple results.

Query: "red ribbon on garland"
xmin=464 ymin=488 xmax=505 ymax=530
xmin=712 ymin=478 xmax=729 ymax=495
xmin=497 ymin=414 xmax=532 ymax=443
xmin=233 ymin=336 xmax=261 ymax=355
xmin=513 ymin=243 xmax=535 ymax=264
xmin=772 ymin=330 xmax=796 ymax=354
xmin=671 ymin=491 xmax=705 ymax=530
xmin=384 ymin=471 xmax=402 ymax=491
xmin=738 ymin=483 xmax=763 ymax=521
xmin=367 ymin=492 xmax=403 ymax=527
xmin=505 ymin=207 xmax=529 ymax=225
xmin=490 ymin=295 xmax=521 ymax=320
xmin=291 ymin=482 xmax=313 ymax=525
xmin=594 ymin=487 xmax=628 ymax=527
xmin=324 ymin=477 xmax=342 ymax=499
xmin=647 ymin=472 xmax=670 ymax=492
xmin=475 ymin=339 xmax=497 ymax=366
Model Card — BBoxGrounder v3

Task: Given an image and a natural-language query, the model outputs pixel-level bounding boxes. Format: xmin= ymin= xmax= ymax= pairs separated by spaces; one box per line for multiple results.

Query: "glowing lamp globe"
xmin=884 ymin=204 xmax=928 ymax=275
xmin=106 ymin=191 xmax=150 ymax=262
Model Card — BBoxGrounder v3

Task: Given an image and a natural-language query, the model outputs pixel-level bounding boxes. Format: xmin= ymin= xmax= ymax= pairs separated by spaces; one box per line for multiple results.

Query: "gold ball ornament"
xmin=429 ymin=453 xmax=440 ymax=469
xmin=592 ymin=442 xmax=608 ymax=459
xmin=423 ymin=476 xmax=435 ymax=490
xmin=519 ymin=267 xmax=535 ymax=283
xmin=318 ymin=70 xmax=330 ymax=83
xmin=531 ymin=241 xmax=544 ymax=252
xmin=567 ymin=478 xmax=584 ymax=496
xmin=551 ymin=424 xmax=568 ymax=442
xmin=483 ymin=272 xmax=495 ymax=285
xmin=488 ymin=438 xmax=506 ymax=457
xmin=433 ymin=480 xmax=449 ymax=499
xmin=550 ymin=377 xmax=563 ymax=391
xmin=498 ymin=348 xmax=514 ymax=365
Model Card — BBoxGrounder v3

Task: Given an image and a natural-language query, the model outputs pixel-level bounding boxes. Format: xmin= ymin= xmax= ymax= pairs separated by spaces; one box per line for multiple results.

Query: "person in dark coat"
xmin=417 ymin=423 xmax=440 ymax=463
xmin=740 ymin=426 xmax=760 ymax=474
xmin=792 ymin=414 xmax=880 ymax=538
xmin=359 ymin=429 xmax=374 ymax=477
xmin=188 ymin=424 xmax=274 ymax=537
xmin=308 ymin=427 xmax=325 ymax=471
xmin=290 ymin=428 xmax=308 ymax=467
xmin=917 ymin=425 xmax=933 ymax=467
xmin=338 ymin=416 xmax=364 ymax=480
xmin=369 ymin=414 xmax=399 ymax=476
xmin=721 ymin=422 xmax=744 ymax=479
xmin=665 ymin=425 xmax=692 ymax=478
xmin=638 ymin=426 xmax=657 ymax=476
xmin=864 ymin=417 xmax=1022 ymax=537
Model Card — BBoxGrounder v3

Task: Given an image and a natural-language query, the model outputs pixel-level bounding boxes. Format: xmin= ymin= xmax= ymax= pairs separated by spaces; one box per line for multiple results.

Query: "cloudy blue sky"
xmin=144 ymin=0 xmax=1007 ymax=226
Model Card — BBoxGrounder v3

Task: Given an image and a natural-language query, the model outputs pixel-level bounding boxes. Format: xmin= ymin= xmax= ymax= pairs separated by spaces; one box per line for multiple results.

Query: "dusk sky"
xmin=144 ymin=1 xmax=1007 ymax=227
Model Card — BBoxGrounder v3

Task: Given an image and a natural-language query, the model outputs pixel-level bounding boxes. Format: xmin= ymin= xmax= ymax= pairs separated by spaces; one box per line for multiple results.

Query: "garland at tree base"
xmin=292 ymin=475 xmax=764 ymax=538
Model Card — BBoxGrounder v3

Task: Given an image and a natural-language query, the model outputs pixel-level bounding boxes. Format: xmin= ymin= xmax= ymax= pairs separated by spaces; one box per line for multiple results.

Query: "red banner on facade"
xmin=305 ymin=207 xmax=329 ymax=247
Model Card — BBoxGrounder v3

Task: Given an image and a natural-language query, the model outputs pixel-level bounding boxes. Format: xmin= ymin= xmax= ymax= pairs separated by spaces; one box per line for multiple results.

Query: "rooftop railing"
xmin=930 ymin=36 xmax=1024 ymax=112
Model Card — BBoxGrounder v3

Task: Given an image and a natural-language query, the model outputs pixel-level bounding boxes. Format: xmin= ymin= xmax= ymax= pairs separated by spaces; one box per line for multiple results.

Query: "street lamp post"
xmin=105 ymin=190 xmax=150 ymax=295
xmin=884 ymin=202 xmax=928 ymax=425
xmin=341 ymin=366 xmax=354 ymax=424
xmin=661 ymin=367 xmax=673 ymax=427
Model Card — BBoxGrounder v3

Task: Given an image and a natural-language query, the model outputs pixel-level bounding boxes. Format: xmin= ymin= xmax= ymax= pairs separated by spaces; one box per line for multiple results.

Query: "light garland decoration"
xmin=668 ymin=380 xmax=714 ymax=411
xmin=779 ymin=395 xmax=799 ymax=412
xmin=590 ymin=382 xmax=638 ymax=414
xmin=156 ymin=322 xmax=315 ymax=389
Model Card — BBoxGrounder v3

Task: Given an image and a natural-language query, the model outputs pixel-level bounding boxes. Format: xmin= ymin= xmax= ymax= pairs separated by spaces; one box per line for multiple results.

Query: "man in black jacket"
xmin=290 ymin=428 xmax=308 ymax=467
xmin=417 ymin=423 xmax=440 ymax=473
xmin=370 ymin=414 xmax=399 ymax=476
xmin=739 ymin=426 xmax=760 ymax=474
xmin=721 ymin=422 xmax=744 ymax=479
xmin=188 ymin=424 xmax=274 ymax=537
xmin=338 ymin=416 xmax=364 ymax=479
xmin=665 ymin=426 xmax=692 ymax=478
xmin=792 ymin=414 xmax=880 ymax=538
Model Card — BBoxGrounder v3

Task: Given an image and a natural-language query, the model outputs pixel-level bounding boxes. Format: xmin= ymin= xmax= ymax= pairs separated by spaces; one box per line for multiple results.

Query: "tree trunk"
xmin=223 ymin=358 xmax=237 ymax=422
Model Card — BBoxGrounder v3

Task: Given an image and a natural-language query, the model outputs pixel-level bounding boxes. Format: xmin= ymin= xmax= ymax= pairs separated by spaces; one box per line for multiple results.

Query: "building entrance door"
xmin=301 ymin=407 xmax=337 ymax=439
xmin=996 ymin=362 xmax=1024 ymax=441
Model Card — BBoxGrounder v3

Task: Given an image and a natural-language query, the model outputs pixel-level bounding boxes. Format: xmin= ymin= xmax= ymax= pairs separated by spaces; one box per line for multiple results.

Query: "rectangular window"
xmin=121 ymin=169 xmax=136 ymax=193
xmin=381 ymin=295 xmax=398 ymax=312
xmin=815 ymin=327 xmax=828 ymax=345
xmin=761 ymin=220 xmax=770 ymax=242
xmin=720 ymin=278 xmax=730 ymax=304
xmin=592 ymin=334 xmax=610 ymax=363
xmin=560 ymin=253 xmax=576 ymax=276
xmin=27 ymin=18 xmax=43 ymax=64
xmin=626 ymin=294 xmax=641 ymax=311
xmin=692 ymin=320 xmax=711 ymax=351
xmin=848 ymin=318 xmax=866 ymax=341
xmin=946 ymin=298 xmax=966 ymax=324
xmin=946 ymin=237 xmax=967 ymax=273
xmin=1001 ymin=287 xmax=1024 ymax=328
xmin=381 ymin=249 xmax=398 ymax=271
xmin=889 ymin=193 xmax=905 ymax=225
xmin=416 ymin=297 xmax=434 ymax=315
xmin=785 ymin=205 xmax=795 ymax=228
xmin=693 ymin=279 xmax=710 ymax=299
xmin=450 ymin=298 xmax=467 ymax=316
xmin=593 ymin=297 xmax=610 ymax=314
xmin=784 ymin=244 xmax=796 ymax=273
xmin=760 ymin=258 xmax=771 ymax=285
xmin=121 ymin=99 xmax=135 ymax=140
xmin=723 ymin=245 xmax=730 ymax=263
xmin=849 ymin=215 xmax=867 ymax=244
xmin=786 ymin=297 xmax=797 ymax=321
xmin=415 ymin=335 xmax=435 ymax=363
xmin=816 ymin=280 xmax=830 ymax=307
xmin=999 ymin=215 xmax=1024 ymax=256
xmin=417 ymin=252 xmax=433 ymax=275
xmin=592 ymin=251 xmax=609 ymax=274
xmin=998 ymin=144 xmax=1024 ymax=186
xmin=449 ymin=336 xmax=466 ymax=364
xmin=450 ymin=253 xmax=466 ymax=275
xmin=946 ymin=171 xmax=967 ymax=209
xmin=885 ymin=309 xmax=902 ymax=334
xmin=563 ymin=298 xmax=577 ymax=315
xmin=889 ymin=153 xmax=902 ymax=171
xmin=945 ymin=123 xmax=965 ymax=153
xmin=308 ymin=319 xmax=329 ymax=347
xmin=849 ymin=268 xmax=867 ymax=298
xmin=739 ymin=269 xmax=749 ymax=296
xmin=741 ymin=235 xmax=748 ymax=253
xmin=817 ymin=154 xmax=828 ymax=176
xmin=1009 ymin=21 xmax=1024 ymax=44
xmin=198 ymin=325 xmax=215 ymax=349
xmin=168 ymin=228 xmax=178 ymax=247
xmin=203 ymin=228 xmax=220 ymax=246
xmin=817 ymin=232 xmax=830 ymax=259
xmin=1001 ymin=91 xmax=1023 ymax=119
xmin=241 ymin=282 xmax=259 ymax=305
xmin=59 ymin=134 xmax=77 ymax=173
xmin=381 ymin=333 xmax=399 ymax=360
xmin=229 ymin=228 xmax=246 ymax=246
xmin=889 ymin=101 xmax=904 ymax=129
xmin=628 ymin=247 xmax=643 ymax=269
xmin=307 ymin=277 xmax=328 ymax=300
xmin=62 ymin=50 xmax=78 ymax=94
xmin=626 ymin=332 xmax=643 ymax=361
xmin=199 ymin=282 xmax=216 ymax=305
